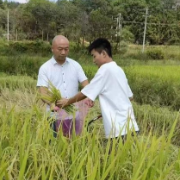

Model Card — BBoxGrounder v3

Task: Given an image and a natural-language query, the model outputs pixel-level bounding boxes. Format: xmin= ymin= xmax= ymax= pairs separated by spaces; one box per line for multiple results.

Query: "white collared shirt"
xmin=81 ymin=61 xmax=139 ymax=138
xmin=37 ymin=57 xmax=87 ymax=110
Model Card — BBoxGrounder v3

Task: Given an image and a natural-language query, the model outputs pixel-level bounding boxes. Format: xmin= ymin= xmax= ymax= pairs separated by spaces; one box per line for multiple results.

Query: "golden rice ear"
xmin=38 ymin=80 xmax=74 ymax=114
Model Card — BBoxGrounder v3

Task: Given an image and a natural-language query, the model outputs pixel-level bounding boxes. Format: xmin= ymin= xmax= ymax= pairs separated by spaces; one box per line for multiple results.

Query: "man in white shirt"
xmin=37 ymin=35 xmax=91 ymax=137
xmin=56 ymin=38 xmax=139 ymax=140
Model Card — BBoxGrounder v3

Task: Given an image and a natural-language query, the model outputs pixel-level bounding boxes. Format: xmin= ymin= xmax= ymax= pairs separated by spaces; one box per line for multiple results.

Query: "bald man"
xmin=37 ymin=35 xmax=91 ymax=137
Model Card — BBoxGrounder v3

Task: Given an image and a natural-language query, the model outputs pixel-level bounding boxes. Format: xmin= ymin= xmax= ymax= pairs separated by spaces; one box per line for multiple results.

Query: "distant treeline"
xmin=0 ymin=0 xmax=180 ymax=47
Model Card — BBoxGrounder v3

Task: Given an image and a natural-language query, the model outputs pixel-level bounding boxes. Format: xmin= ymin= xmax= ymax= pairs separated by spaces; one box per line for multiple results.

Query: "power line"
xmin=122 ymin=20 xmax=179 ymax=26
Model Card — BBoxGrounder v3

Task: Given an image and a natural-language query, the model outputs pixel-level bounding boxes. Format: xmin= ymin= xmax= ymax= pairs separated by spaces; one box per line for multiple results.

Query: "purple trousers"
xmin=55 ymin=100 xmax=90 ymax=138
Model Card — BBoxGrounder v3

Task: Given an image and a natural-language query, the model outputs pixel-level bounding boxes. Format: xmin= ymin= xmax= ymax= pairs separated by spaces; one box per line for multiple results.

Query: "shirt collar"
xmin=51 ymin=56 xmax=70 ymax=65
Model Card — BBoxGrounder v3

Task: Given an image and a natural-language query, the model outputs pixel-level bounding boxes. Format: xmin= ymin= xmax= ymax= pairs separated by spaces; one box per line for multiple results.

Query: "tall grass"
xmin=0 ymin=104 xmax=180 ymax=179
xmin=122 ymin=44 xmax=180 ymax=61
xmin=0 ymin=75 xmax=36 ymax=92
xmin=0 ymin=55 xmax=47 ymax=78
xmin=133 ymin=103 xmax=180 ymax=146
xmin=1 ymin=75 xmax=180 ymax=179
xmin=125 ymin=66 xmax=180 ymax=110
xmin=1 ymin=44 xmax=180 ymax=78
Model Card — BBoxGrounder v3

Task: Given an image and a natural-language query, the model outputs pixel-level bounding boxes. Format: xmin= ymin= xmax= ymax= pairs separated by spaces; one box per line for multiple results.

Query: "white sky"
xmin=16 ymin=0 xmax=28 ymax=3
xmin=6 ymin=0 xmax=29 ymax=3
xmin=7 ymin=0 xmax=56 ymax=3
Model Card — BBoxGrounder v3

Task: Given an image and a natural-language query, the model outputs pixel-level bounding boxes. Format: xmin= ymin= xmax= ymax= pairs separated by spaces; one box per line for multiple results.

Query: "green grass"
xmin=0 ymin=103 xmax=180 ymax=179
xmin=124 ymin=65 xmax=180 ymax=110
xmin=1 ymin=44 xmax=180 ymax=78
xmin=123 ymin=44 xmax=180 ymax=61
xmin=0 ymin=75 xmax=36 ymax=92
xmin=0 ymin=74 xmax=180 ymax=179
xmin=1 ymin=49 xmax=180 ymax=179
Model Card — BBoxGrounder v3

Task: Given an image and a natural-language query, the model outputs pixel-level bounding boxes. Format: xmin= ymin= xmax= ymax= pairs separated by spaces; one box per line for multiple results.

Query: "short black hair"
xmin=88 ymin=38 xmax=112 ymax=57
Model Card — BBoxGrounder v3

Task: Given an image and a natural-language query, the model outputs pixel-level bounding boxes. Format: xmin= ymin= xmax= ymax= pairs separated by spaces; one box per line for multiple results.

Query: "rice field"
xmin=1 ymin=63 xmax=180 ymax=179
xmin=124 ymin=66 xmax=180 ymax=109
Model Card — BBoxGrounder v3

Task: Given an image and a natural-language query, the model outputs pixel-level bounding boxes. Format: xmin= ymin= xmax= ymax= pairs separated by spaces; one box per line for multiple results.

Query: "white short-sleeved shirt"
xmin=37 ymin=57 xmax=87 ymax=110
xmin=81 ymin=61 xmax=139 ymax=138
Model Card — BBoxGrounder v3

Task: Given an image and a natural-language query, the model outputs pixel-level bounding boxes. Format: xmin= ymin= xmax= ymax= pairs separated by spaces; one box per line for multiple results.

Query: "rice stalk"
xmin=39 ymin=81 xmax=75 ymax=114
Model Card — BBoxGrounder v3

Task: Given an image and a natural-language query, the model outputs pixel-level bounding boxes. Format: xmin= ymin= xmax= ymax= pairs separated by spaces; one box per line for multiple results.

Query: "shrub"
xmin=0 ymin=41 xmax=51 ymax=56
xmin=124 ymin=66 xmax=180 ymax=110
xmin=0 ymin=55 xmax=46 ymax=78
xmin=146 ymin=49 xmax=164 ymax=60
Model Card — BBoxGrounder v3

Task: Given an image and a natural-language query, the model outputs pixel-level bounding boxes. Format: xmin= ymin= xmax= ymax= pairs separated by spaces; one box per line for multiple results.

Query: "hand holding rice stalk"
xmin=39 ymin=81 xmax=75 ymax=114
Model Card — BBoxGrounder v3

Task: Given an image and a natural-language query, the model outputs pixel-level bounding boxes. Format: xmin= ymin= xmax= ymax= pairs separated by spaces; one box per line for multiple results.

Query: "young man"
xmin=37 ymin=35 xmax=92 ymax=137
xmin=56 ymin=38 xmax=139 ymax=139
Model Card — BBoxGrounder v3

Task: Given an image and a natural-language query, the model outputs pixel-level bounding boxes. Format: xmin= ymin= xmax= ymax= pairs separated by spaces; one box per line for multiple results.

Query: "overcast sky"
xmin=5 ymin=0 xmax=28 ymax=3
xmin=6 ymin=0 xmax=56 ymax=3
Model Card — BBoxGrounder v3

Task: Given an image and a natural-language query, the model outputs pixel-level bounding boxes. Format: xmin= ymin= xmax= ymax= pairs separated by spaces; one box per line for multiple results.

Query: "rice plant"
xmin=1 ymin=65 xmax=180 ymax=179
xmin=38 ymin=81 xmax=75 ymax=114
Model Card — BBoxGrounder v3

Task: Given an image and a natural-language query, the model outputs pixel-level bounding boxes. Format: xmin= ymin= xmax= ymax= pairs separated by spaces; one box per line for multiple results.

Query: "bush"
xmin=124 ymin=66 xmax=180 ymax=110
xmin=0 ymin=40 xmax=51 ymax=56
xmin=118 ymin=41 xmax=128 ymax=54
xmin=123 ymin=51 xmax=149 ymax=60
xmin=112 ymin=41 xmax=128 ymax=55
xmin=0 ymin=55 xmax=47 ymax=78
xmin=134 ymin=103 xmax=180 ymax=146
xmin=146 ymin=49 xmax=164 ymax=60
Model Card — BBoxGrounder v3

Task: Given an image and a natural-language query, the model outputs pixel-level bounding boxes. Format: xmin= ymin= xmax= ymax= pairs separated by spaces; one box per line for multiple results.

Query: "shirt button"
xmin=64 ymin=81 xmax=65 ymax=83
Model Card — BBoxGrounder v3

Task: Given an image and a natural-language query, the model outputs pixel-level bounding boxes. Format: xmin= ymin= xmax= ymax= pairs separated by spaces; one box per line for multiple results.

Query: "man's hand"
xmin=84 ymin=98 xmax=94 ymax=107
xmin=50 ymin=103 xmax=60 ymax=112
xmin=56 ymin=98 xmax=69 ymax=108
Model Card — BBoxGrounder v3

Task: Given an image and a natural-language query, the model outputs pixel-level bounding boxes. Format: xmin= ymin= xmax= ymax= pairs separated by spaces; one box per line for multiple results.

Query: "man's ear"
xmin=102 ymin=50 xmax=107 ymax=57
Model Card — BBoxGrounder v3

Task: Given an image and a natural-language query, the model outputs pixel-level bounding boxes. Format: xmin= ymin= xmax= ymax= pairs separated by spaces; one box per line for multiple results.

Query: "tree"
xmin=16 ymin=0 xmax=56 ymax=40
xmin=120 ymin=2 xmax=146 ymax=43
xmin=0 ymin=0 xmax=5 ymax=9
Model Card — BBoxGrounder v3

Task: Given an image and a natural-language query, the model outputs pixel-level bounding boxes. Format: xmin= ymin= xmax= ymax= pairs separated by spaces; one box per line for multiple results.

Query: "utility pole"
xmin=7 ymin=9 xmax=9 ymax=42
xmin=42 ymin=30 xmax=43 ymax=41
xmin=142 ymin=7 xmax=148 ymax=53
xmin=16 ymin=29 xmax=17 ymax=41
xmin=117 ymin=13 xmax=122 ymax=37
xmin=111 ymin=16 xmax=113 ymax=40
xmin=114 ymin=13 xmax=122 ymax=50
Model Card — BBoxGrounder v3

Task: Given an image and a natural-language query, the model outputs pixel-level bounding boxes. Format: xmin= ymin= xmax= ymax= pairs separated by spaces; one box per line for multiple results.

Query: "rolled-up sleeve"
xmin=37 ymin=66 xmax=48 ymax=87
xmin=81 ymin=70 xmax=106 ymax=101
xmin=76 ymin=64 xmax=88 ymax=83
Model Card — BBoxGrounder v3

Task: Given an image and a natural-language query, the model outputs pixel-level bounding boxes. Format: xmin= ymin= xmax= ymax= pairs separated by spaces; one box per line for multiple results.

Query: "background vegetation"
xmin=0 ymin=0 xmax=180 ymax=48
xmin=1 ymin=0 xmax=180 ymax=179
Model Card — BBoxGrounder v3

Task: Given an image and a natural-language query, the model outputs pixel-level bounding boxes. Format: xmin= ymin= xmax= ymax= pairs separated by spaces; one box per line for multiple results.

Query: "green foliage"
xmin=88 ymin=9 xmax=112 ymax=40
xmin=120 ymin=2 xmax=146 ymax=43
xmin=0 ymin=8 xmax=6 ymax=30
xmin=0 ymin=0 xmax=180 ymax=45
xmin=0 ymin=75 xmax=36 ymax=92
xmin=38 ymin=81 xmax=75 ymax=113
xmin=0 ymin=55 xmax=46 ymax=78
xmin=0 ymin=28 xmax=5 ymax=39
xmin=167 ymin=35 xmax=180 ymax=45
xmin=146 ymin=48 xmax=164 ymax=59
xmin=134 ymin=103 xmax=180 ymax=145
xmin=0 ymin=99 xmax=180 ymax=179
xmin=113 ymin=41 xmax=128 ymax=54
xmin=125 ymin=66 xmax=180 ymax=110
xmin=82 ymin=65 xmax=98 ymax=80
xmin=120 ymin=28 xmax=135 ymax=43
xmin=1 ymin=62 xmax=180 ymax=178
xmin=1 ymin=41 xmax=51 ymax=56
xmin=0 ymin=0 xmax=4 ymax=9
